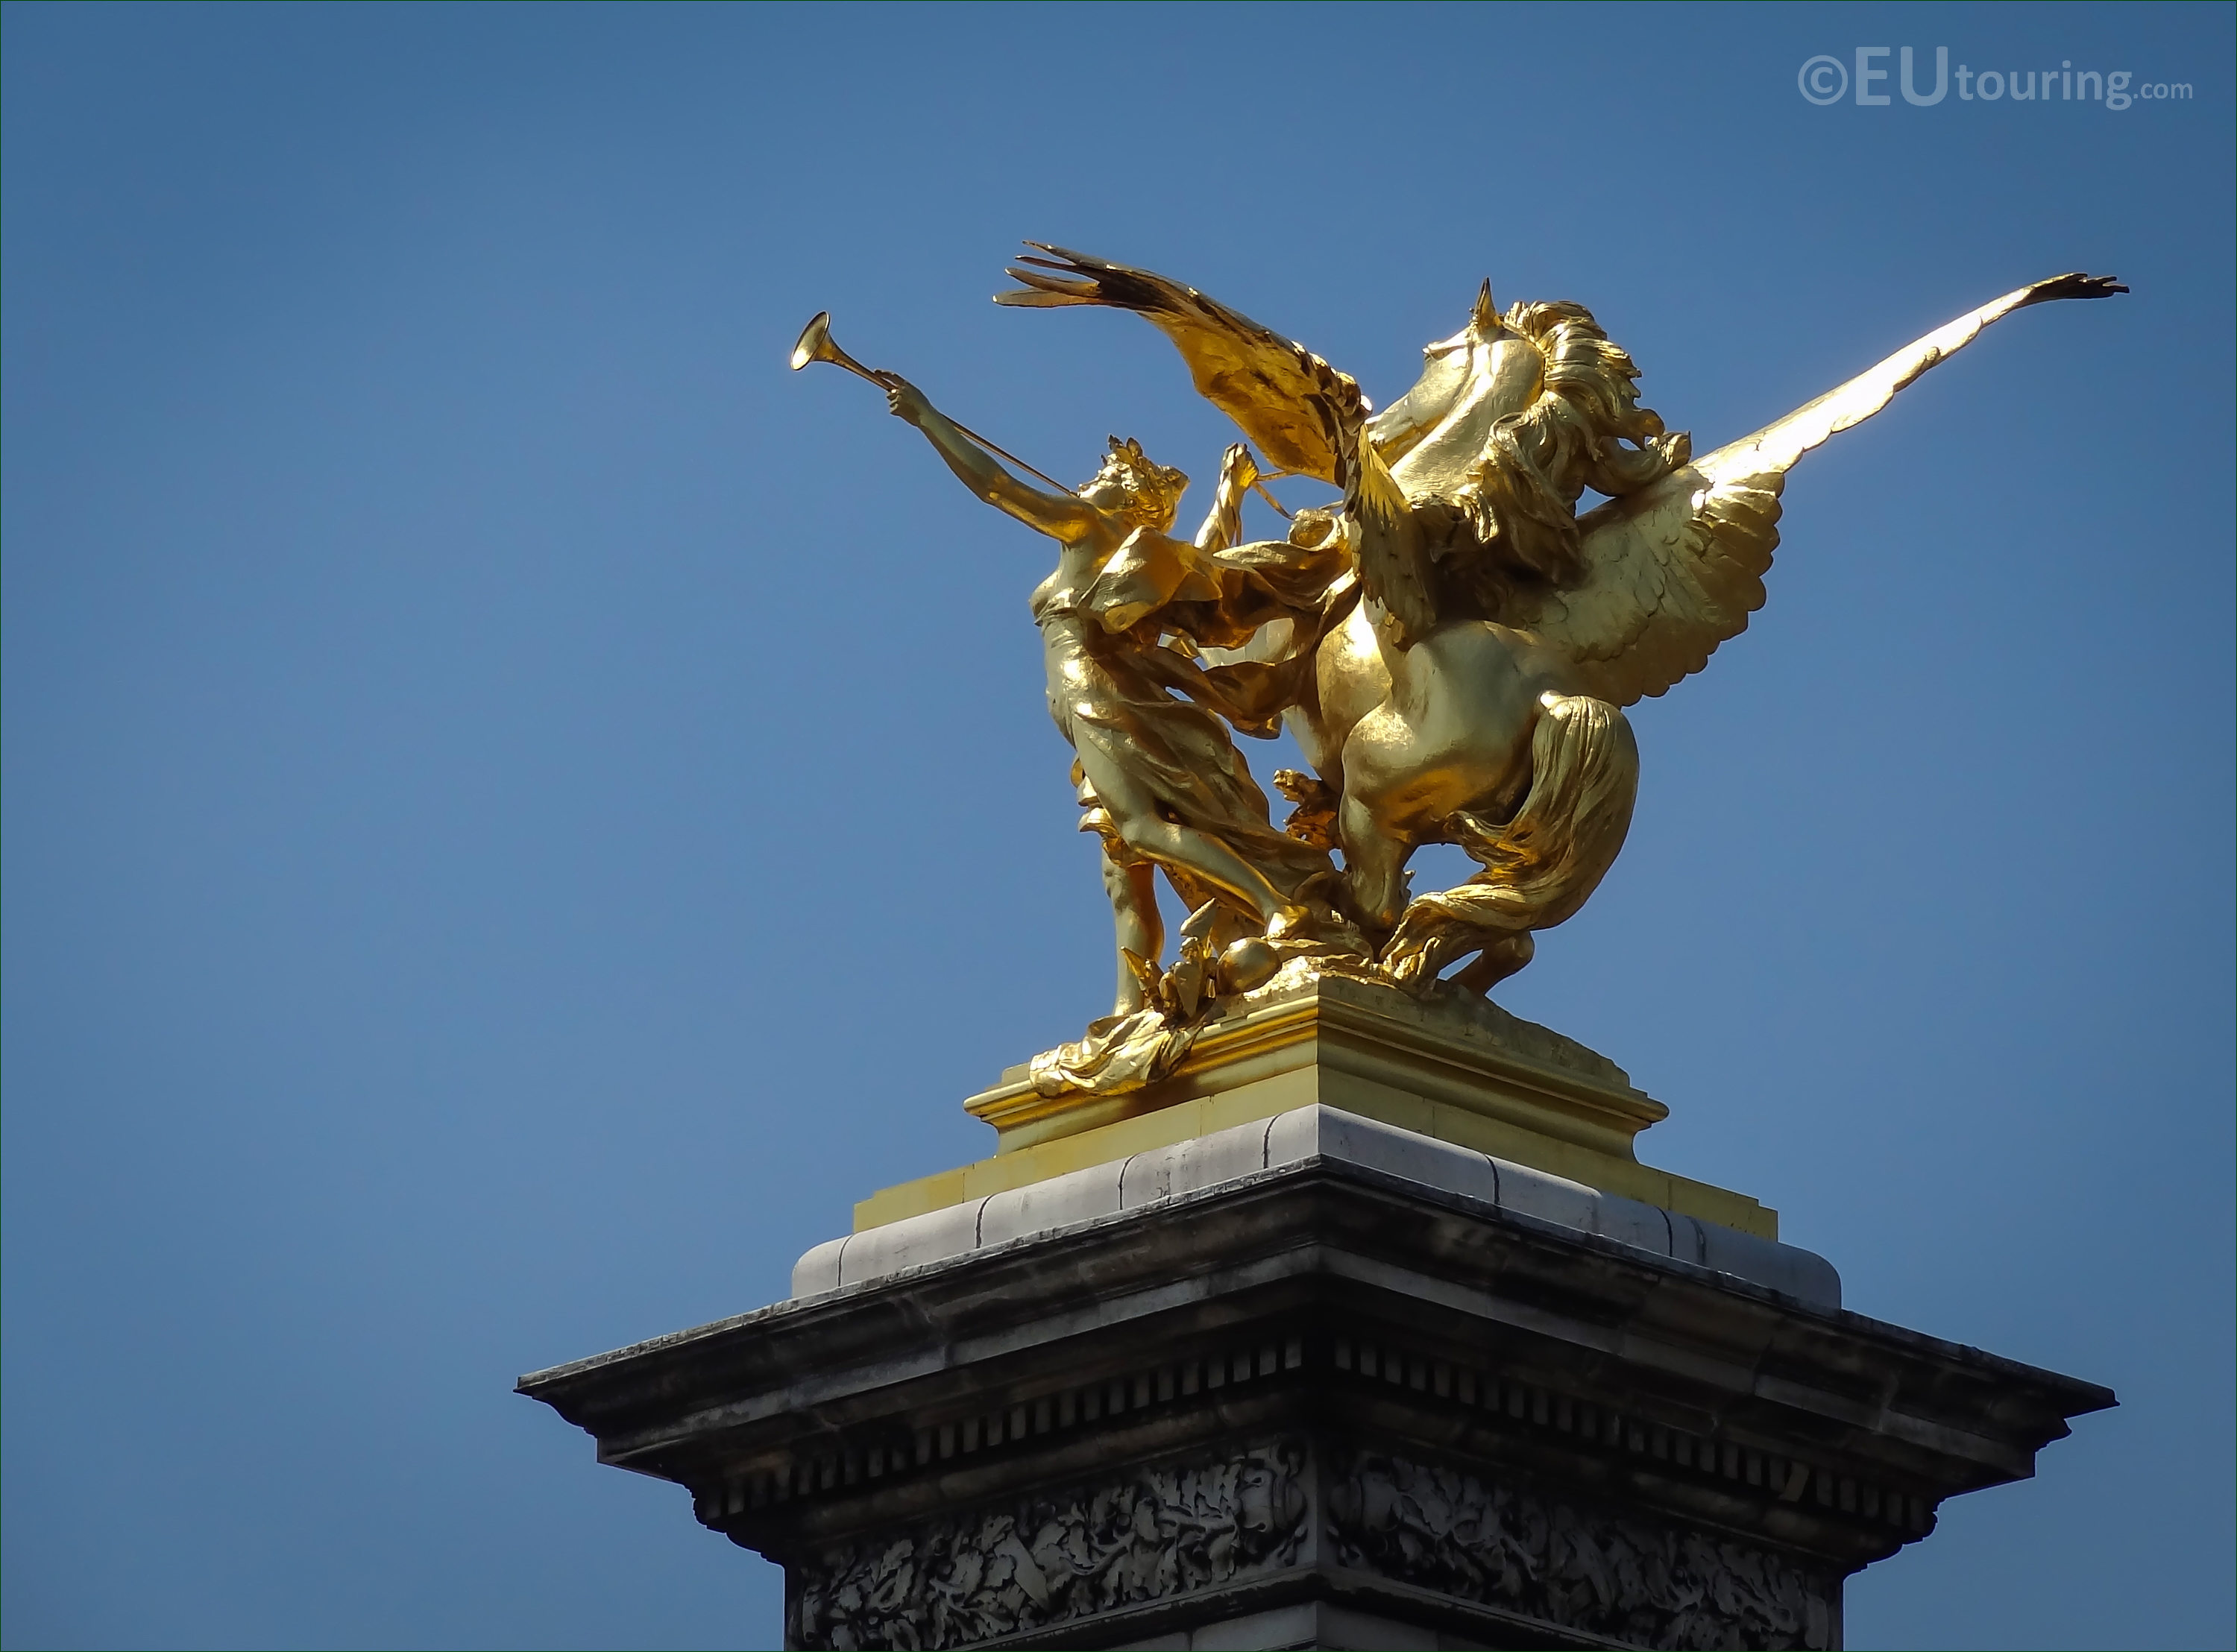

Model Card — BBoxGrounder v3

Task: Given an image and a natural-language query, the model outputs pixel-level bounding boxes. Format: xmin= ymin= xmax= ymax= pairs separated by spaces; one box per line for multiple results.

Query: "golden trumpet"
xmin=788 ymin=311 xmax=888 ymax=385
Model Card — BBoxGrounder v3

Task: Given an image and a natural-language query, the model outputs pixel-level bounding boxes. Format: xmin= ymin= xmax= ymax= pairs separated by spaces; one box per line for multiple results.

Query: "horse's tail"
xmin=1381 ymin=692 xmax=1640 ymax=992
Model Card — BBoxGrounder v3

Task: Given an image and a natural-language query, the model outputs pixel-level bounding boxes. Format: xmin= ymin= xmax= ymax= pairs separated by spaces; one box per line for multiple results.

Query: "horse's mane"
xmin=1452 ymin=301 xmax=1689 ymax=593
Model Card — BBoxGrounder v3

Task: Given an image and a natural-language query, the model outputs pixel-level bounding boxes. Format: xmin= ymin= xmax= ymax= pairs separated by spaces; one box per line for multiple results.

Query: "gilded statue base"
xmin=857 ymin=965 xmax=1774 ymax=1240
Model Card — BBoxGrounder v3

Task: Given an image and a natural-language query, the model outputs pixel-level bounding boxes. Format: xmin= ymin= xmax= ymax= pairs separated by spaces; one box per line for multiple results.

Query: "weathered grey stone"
xmin=1124 ymin=1120 xmax=1280 ymax=1207
xmin=525 ymin=1132 xmax=2109 ymax=1650
xmin=1491 ymin=1156 xmax=1604 ymax=1240
xmin=981 ymin=1160 xmax=1127 ymax=1249
xmin=792 ymin=1235 xmax=849 ymax=1297
xmin=1590 ymin=1192 xmax=1675 ymax=1257
xmin=834 ymin=1195 xmax=987 ymax=1286
xmin=792 ymin=1107 xmax=1839 ymax=1311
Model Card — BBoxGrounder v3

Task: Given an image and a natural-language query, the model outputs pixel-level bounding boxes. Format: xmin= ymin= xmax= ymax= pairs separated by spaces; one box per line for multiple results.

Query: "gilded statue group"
xmin=793 ymin=249 xmax=2121 ymax=1095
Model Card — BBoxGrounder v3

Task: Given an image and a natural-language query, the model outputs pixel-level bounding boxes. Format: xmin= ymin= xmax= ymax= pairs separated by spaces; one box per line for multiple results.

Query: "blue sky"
xmin=3 ymin=4 xmax=2230 ymax=1648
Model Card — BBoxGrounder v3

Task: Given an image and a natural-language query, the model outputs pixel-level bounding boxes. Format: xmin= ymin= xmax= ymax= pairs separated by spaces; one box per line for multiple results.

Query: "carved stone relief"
xmin=789 ymin=1442 xmax=1308 ymax=1651
xmin=1328 ymin=1451 xmax=1834 ymax=1651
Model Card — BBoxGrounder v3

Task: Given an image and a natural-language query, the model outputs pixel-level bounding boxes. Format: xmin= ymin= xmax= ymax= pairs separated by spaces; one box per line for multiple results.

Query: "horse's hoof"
xmin=1218 ymin=937 xmax=1283 ymax=994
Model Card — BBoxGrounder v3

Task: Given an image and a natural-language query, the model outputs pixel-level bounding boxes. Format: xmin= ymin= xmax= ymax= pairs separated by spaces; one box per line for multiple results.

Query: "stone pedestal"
xmin=855 ymin=973 xmax=1769 ymax=1239
xmin=519 ymin=984 xmax=2111 ymax=1650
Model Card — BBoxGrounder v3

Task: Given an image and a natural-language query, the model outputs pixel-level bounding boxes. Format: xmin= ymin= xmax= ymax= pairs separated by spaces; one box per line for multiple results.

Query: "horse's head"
xmin=1369 ymin=282 xmax=1550 ymax=501
xmin=1371 ymin=286 xmax=1690 ymax=593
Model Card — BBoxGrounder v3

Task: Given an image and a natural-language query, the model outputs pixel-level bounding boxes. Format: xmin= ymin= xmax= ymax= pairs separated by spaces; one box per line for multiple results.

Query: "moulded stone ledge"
xmin=790 ymin=1104 xmax=1841 ymax=1308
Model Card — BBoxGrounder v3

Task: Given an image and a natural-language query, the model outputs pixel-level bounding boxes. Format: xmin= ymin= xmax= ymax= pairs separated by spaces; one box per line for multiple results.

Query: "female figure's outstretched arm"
xmin=885 ymin=377 xmax=1098 ymax=543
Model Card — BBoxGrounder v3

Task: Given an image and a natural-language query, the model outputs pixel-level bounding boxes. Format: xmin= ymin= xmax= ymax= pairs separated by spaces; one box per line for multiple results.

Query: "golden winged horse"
xmin=998 ymin=248 xmax=2124 ymax=994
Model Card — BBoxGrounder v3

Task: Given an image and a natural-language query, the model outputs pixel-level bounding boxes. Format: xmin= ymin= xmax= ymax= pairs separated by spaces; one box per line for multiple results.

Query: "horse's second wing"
xmin=1513 ymin=273 xmax=2124 ymax=707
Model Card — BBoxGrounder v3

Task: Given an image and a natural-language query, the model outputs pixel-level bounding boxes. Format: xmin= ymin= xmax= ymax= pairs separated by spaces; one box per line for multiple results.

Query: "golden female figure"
xmin=881 ymin=378 xmax=1330 ymax=1026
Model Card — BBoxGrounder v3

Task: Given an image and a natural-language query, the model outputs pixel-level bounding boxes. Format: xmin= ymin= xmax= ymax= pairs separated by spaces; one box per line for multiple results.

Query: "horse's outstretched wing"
xmin=996 ymin=244 xmax=1359 ymax=482
xmin=1513 ymin=273 xmax=2124 ymax=707
xmin=998 ymin=244 xmax=1441 ymax=645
